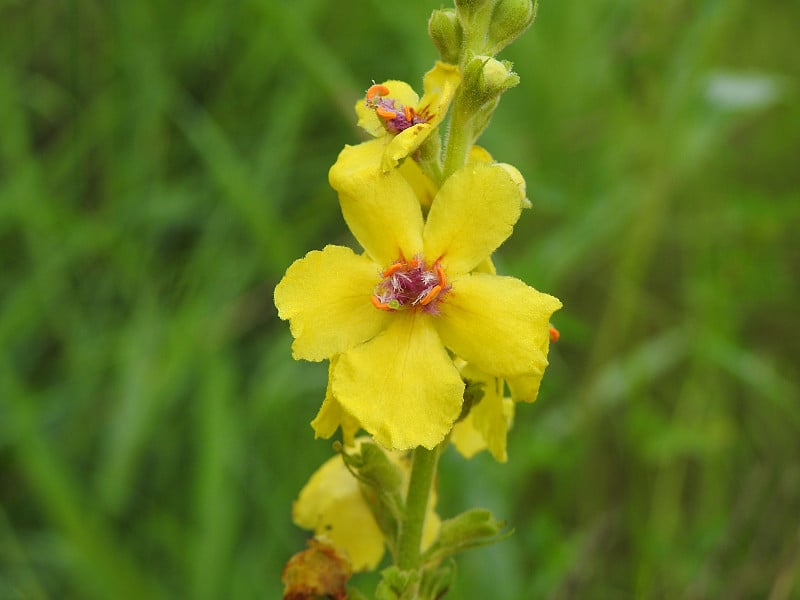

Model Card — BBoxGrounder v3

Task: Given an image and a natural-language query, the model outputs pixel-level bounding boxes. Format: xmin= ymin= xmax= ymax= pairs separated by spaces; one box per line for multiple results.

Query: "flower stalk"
xmin=397 ymin=444 xmax=442 ymax=570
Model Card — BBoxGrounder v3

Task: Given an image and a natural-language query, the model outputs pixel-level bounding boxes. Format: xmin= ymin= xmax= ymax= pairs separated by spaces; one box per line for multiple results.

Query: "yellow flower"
xmin=292 ymin=441 xmax=440 ymax=572
xmin=355 ymin=61 xmax=460 ymax=171
xmin=274 ymin=142 xmax=561 ymax=450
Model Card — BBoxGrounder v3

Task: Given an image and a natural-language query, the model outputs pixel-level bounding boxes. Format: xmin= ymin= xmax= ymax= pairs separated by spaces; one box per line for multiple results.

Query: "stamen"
xmin=366 ymin=84 xmax=390 ymax=100
xmin=436 ymin=265 xmax=447 ymax=288
xmin=404 ymin=106 xmax=413 ymax=121
xmin=375 ymin=106 xmax=396 ymax=120
xmin=419 ymin=285 xmax=442 ymax=306
xmin=382 ymin=262 xmax=405 ymax=277
xmin=549 ymin=324 xmax=560 ymax=343
xmin=371 ymin=296 xmax=393 ymax=311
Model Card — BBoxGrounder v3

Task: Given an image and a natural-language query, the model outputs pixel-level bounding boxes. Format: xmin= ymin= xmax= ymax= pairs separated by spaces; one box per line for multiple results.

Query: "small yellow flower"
xmin=274 ymin=142 xmax=561 ymax=450
xmin=292 ymin=441 xmax=440 ymax=572
xmin=355 ymin=61 xmax=460 ymax=171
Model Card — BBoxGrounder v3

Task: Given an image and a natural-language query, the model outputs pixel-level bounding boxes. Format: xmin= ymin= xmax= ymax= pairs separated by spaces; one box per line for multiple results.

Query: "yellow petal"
xmin=507 ymin=371 xmax=544 ymax=404
xmin=435 ymin=273 xmax=562 ymax=377
xmin=399 ymin=158 xmax=437 ymax=209
xmin=274 ymin=245 xmax=389 ymax=361
xmin=423 ymin=162 xmax=524 ymax=276
xmin=467 ymin=145 xmax=494 ymax=164
xmin=332 ymin=312 xmax=464 ymax=450
xmin=419 ymin=61 xmax=461 ymax=130
xmin=329 ymin=140 xmax=424 ymax=265
xmin=473 ymin=256 xmax=497 ymax=275
xmin=449 ymin=416 xmax=485 ymax=460
xmin=355 ymin=80 xmax=420 ymax=138
xmin=382 ymin=123 xmax=433 ymax=171
xmin=465 ymin=150 xmax=531 ymax=207
xmin=311 ymin=358 xmax=362 ymax=446
xmin=293 ymin=453 xmax=386 ymax=571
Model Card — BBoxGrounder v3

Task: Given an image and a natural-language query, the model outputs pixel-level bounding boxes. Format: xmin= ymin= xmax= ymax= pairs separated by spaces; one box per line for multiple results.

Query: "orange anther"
xmin=366 ymin=84 xmax=390 ymax=100
xmin=382 ymin=262 xmax=405 ymax=277
xmin=375 ymin=106 xmax=396 ymax=120
xmin=435 ymin=265 xmax=447 ymax=288
xmin=371 ymin=296 xmax=393 ymax=311
xmin=549 ymin=324 xmax=560 ymax=343
xmin=408 ymin=258 xmax=419 ymax=268
xmin=404 ymin=106 xmax=413 ymax=121
xmin=419 ymin=285 xmax=442 ymax=306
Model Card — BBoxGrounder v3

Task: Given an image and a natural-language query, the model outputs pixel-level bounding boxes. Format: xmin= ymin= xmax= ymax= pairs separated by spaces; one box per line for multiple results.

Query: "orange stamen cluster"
xmin=364 ymin=83 xmax=432 ymax=134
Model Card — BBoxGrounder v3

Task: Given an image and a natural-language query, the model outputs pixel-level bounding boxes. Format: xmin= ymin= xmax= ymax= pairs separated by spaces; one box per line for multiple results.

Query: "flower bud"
xmin=428 ymin=9 xmax=462 ymax=64
xmin=342 ymin=439 xmax=403 ymax=493
xmin=421 ymin=508 xmax=511 ymax=562
xmin=488 ymin=0 xmax=538 ymax=54
xmin=462 ymin=54 xmax=520 ymax=109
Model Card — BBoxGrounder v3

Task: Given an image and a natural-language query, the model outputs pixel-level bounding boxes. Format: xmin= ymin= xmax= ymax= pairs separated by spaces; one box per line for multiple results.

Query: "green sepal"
xmin=456 ymin=378 xmax=486 ymax=422
xmin=419 ymin=560 xmax=457 ymax=600
xmin=340 ymin=440 xmax=403 ymax=493
xmin=376 ymin=567 xmax=420 ymax=600
xmin=376 ymin=563 xmax=456 ymax=600
xmin=421 ymin=508 xmax=513 ymax=563
xmin=469 ymin=96 xmax=500 ymax=142
xmin=338 ymin=441 xmax=406 ymax=555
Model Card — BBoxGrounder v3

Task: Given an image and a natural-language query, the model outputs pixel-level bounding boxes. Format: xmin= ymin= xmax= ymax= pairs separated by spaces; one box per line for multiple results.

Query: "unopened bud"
xmin=463 ymin=55 xmax=520 ymax=109
xmin=342 ymin=440 xmax=403 ymax=493
xmin=428 ymin=9 xmax=462 ymax=64
xmin=421 ymin=508 xmax=512 ymax=562
xmin=488 ymin=0 xmax=538 ymax=54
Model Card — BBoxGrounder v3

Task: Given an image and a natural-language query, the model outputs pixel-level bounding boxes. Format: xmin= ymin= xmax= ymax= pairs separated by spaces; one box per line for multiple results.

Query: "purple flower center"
xmin=365 ymin=84 xmax=432 ymax=134
xmin=372 ymin=256 xmax=449 ymax=315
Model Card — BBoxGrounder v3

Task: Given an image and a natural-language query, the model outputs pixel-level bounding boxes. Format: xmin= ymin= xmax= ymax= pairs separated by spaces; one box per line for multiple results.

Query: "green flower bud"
xmin=462 ymin=54 xmax=520 ymax=110
xmin=428 ymin=9 xmax=462 ymax=64
xmin=376 ymin=567 xmax=420 ymax=600
xmin=342 ymin=440 xmax=403 ymax=494
xmin=421 ymin=508 xmax=512 ymax=562
xmin=488 ymin=0 xmax=538 ymax=54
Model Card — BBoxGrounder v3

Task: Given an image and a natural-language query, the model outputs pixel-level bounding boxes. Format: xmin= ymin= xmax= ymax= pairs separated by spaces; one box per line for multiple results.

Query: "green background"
xmin=2 ymin=0 xmax=799 ymax=598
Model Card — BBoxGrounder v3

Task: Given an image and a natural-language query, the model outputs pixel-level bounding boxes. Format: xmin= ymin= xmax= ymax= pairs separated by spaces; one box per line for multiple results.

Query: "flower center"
xmin=371 ymin=256 xmax=449 ymax=314
xmin=365 ymin=84 xmax=432 ymax=134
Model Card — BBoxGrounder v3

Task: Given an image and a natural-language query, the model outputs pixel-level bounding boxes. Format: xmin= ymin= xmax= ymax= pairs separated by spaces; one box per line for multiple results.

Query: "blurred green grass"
xmin=1 ymin=0 xmax=799 ymax=598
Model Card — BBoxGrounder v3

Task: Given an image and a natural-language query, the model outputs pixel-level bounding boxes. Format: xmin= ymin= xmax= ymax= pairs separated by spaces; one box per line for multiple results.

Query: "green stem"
xmin=441 ymin=92 xmax=473 ymax=180
xmin=396 ymin=444 xmax=441 ymax=570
